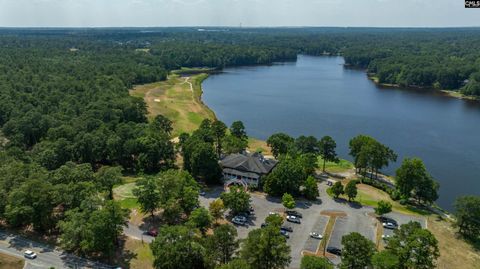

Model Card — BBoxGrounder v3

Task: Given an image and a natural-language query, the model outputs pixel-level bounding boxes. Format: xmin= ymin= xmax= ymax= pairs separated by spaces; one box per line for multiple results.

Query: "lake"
xmin=202 ymin=55 xmax=480 ymax=211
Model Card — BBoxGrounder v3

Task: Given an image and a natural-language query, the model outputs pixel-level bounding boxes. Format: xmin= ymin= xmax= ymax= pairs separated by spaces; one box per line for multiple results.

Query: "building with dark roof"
xmin=220 ymin=152 xmax=278 ymax=187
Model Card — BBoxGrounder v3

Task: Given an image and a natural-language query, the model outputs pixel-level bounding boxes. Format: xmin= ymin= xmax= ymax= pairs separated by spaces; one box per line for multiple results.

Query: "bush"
xmin=390 ymin=190 xmax=401 ymax=201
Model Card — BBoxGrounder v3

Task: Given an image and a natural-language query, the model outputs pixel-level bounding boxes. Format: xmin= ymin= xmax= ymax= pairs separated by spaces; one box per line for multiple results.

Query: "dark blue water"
xmin=202 ymin=55 xmax=480 ymax=211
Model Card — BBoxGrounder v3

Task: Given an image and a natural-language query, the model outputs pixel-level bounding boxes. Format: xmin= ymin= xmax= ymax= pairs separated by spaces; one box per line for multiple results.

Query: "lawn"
xmin=327 ymin=182 xmax=430 ymax=216
xmin=317 ymin=157 xmax=354 ymax=173
xmin=0 ymin=253 xmax=24 ymax=269
xmin=247 ymin=137 xmax=272 ymax=155
xmin=114 ymin=181 xmax=140 ymax=209
xmin=428 ymin=216 xmax=480 ymax=269
xmin=121 ymin=238 xmax=154 ymax=269
xmin=130 ymin=73 xmax=216 ymax=136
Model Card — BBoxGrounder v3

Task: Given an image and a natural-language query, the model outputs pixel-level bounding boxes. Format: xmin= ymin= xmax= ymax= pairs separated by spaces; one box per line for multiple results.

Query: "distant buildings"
xmin=220 ymin=152 xmax=277 ymax=187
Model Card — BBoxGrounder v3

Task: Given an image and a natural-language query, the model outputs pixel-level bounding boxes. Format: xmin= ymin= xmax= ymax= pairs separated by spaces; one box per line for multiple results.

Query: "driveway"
xmin=0 ymin=230 xmax=113 ymax=269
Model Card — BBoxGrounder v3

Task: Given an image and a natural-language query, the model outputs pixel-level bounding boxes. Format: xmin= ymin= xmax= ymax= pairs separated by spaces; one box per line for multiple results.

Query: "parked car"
xmin=327 ymin=247 xmax=342 ymax=256
xmin=249 ymin=206 xmax=255 ymax=213
xmin=24 ymin=250 xmax=37 ymax=259
xmin=269 ymin=211 xmax=279 ymax=216
xmin=286 ymin=215 xmax=301 ymax=224
xmin=232 ymin=215 xmax=247 ymax=225
xmin=261 ymin=223 xmax=267 ymax=228
xmin=327 ymin=180 xmax=333 ymax=186
xmin=147 ymin=228 xmax=158 ymax=237
xmin=285 ymin=210 xmax=302 ymax=218
xmin=382 ymin=234 xmax=391 ymax=240
xmin=199 ymin=190 xmax=206 ymax=196
xmin=280 ymin=229 xmax=290 ymax=238
xmin=383 ymin=222 xmax=397 ymax=229
xmin=379 ymin=217 xmax=398 ymax=225
xmin=281 ymin=226 xmax=293 ymax=232
xmin=309 ymin=232 xmax=323 ymax=239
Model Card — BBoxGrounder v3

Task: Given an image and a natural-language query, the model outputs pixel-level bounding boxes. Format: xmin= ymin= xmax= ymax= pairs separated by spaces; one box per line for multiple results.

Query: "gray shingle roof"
xmin=220 ymin=152 xmax=277 ymax=175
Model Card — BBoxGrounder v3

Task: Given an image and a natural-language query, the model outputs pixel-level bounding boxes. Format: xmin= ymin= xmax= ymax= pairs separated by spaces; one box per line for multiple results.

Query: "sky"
xmin=0 ymin=0 xmax=478 ymax=28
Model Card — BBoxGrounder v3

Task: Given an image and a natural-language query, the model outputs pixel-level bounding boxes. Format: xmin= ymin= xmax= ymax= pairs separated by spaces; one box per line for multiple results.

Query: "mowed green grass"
xmin=317 ymin=157 xmax=354 ymax=173
xmin=114 ymin=180 xmax=140 ymax=209
xmin=130 ymin=73 xmax=215 ymax=136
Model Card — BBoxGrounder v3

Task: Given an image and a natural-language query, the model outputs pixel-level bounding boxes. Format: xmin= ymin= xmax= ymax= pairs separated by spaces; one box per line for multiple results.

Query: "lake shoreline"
xmin=367 ymin=74 xmax=479 ymax=102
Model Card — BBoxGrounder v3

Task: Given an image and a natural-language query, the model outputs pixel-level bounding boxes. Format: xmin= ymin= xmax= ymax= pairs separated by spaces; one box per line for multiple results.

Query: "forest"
xmin=0 ymin=28 xmax=479 ymax=263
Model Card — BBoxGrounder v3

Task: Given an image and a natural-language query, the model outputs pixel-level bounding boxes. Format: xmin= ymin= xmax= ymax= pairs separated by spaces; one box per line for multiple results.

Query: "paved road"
xmin=123 ymin=223 xmax=155 ymax=243
xmin=0 ymin=230 xmax=113 ymax=269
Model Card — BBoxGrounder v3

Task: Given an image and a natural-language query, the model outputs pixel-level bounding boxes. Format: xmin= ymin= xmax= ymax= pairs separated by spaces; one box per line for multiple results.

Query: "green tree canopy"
xmin=150 ymin=225 xmax=206 ymax=269
xmin=344 ymin=180 xmax=358 ymax=201
xmin=220 ymin=186 xmax=251 ymax=215
xmin=263 ymin=155 xmax=307 ymax=196
xmin=454 ymin=195 xmax=480 ymax=239
xmin=395 ymin=158 xmax=439 ymax=204
xmin=267 ymin=133 xmax=294 ymax=158
xmin=341 ymin=232 xmax=376 ymax=269
xmin=95 ymin=165 xmax=122 ymax=200
xmin=371 ymin=250 xmax=399 ymax=269
xmin=188 ymin=207 xmax=213 ymax=234
xmin=331 ymin=181 xmax=344 ymax=198
xmin=375 ymin=200 xmax=392 ymax=216
xmin=318 ymin=136 xmax=339 ymax=172
xmin=303 ymin=176 xmax=319 ymax=201
xmin=240 ymin=226 xmax=291 ymax=269
xmin=386 ymin=221 xmax=439 ymax=269
xmin=282 ymin=193 xmax=296 ymax=209
xmin=230 ymin=121 xmax=247 ymax=140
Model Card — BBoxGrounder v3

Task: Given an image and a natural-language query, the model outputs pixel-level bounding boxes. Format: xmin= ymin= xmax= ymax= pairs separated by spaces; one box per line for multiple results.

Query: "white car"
xmin=383 ymin=222 xmax=397 ymax=229
xmin=309 ymin=232 xmax=323 ymax=239
xmin=286 ymin=215 xmax=301 ymax=224
xmin=382 ymin=234 xmax=391 ymax=240
xmin=269 ymin=212 xmax=279 ymax=216
xmin=24 ymin=250 xmax=37 ymax=259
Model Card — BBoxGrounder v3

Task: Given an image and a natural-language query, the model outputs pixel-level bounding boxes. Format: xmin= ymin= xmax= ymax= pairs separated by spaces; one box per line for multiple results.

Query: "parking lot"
xmin=199 ymin=187 xmax=330 ymax=268
xmin=199 ymin=181 xmax=426 ymax=269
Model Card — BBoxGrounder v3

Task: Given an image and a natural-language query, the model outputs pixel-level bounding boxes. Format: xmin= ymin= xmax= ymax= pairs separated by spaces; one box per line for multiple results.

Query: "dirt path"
xmin=182 ymin=77 xmax=193 ymax=93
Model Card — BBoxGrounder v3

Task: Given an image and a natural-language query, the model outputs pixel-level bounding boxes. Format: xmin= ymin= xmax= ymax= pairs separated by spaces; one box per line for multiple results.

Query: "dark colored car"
xmin=147 ymin=228 xmax=158 ymax=237
xmin=378 ymin=216 xmax=398 ymax=225
xmin=285 ymin=210 xmax=302 ymax=218
xmin=280 ymin=229 xmax=290 ymax=238
xmin=327 ymin=247 xmax=342 ymax=256
xmin=261 ymin=223 xmax=267 ymax=228
xmin=280 ymin=226 xmax=293 ymax=232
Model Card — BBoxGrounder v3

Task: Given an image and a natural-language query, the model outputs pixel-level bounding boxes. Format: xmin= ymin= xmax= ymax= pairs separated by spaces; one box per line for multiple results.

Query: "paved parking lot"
xmin=328 ymin=211 xmax=376 ymax=250
xmin=381 ymin=212 xmax=426 ymax=239
xmin=303 ymin=215 xmax=329 ymax=253
xmin=199 ymin=181 xmax=427 ymax=269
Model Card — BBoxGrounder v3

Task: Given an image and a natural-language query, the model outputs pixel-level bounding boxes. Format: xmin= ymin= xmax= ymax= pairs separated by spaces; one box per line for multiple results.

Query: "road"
xmin=0 ymin=230 xmax=113 ymax=269
xmin=123 ymin=223 xmax=155 ymax=243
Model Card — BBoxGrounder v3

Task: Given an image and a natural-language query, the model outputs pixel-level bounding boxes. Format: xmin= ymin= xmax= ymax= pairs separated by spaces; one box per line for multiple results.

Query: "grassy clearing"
xmin=131 ymin=71 xmax=274 ymax=154
xmin=247 ymin=137 xmax=272 ymax=155
xmin=317 ymin=157 xmax=354 ymax=173
xmin=130 ymin=73 xmax=215 ymax=136
xmin=114 ymin=181 xmax=140 ymax=209
xmin=0 ymin=253 xmax=24 ymax=269
xmin=124 ymin=238 xmax=154 ymax=269
xmin=428 ymin=216 xmax=480 ymax=269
